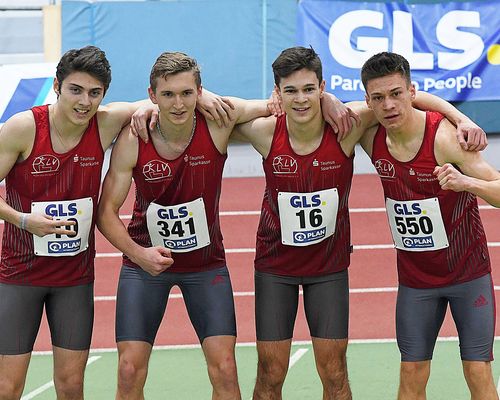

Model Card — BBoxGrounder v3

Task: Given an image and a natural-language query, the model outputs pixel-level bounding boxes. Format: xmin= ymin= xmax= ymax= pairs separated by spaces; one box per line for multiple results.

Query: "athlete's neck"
xmin=286 ymin=114 xmax=324 ymax=155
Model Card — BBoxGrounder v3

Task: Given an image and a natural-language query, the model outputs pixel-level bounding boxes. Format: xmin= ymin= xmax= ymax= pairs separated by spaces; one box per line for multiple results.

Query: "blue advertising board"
xmin=297 ymin=1 xmax=500 ymax=101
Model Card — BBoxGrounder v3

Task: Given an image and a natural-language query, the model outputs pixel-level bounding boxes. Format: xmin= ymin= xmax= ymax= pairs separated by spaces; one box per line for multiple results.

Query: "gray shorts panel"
xmin=255 ymin=269 xmax=349 ymax=341
xmin=116 ymin=265 xmax=236 ymax=344
xmin=397 ymin=274 xmax=495 ymax=362
xmin=0 ymin=283 xmax=94 ymax=355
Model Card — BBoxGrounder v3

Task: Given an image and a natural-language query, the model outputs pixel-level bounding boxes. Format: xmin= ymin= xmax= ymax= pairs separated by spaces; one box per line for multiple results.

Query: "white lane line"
xmin=21 ymin=356 xmax=101 ymax=400
xmin=289 ymin=348 xmax=309 ymax=368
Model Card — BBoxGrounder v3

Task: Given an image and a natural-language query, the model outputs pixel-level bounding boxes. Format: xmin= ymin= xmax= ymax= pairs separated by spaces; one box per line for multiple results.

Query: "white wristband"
xmin=19 ymin=213 xmax=28 ymax=230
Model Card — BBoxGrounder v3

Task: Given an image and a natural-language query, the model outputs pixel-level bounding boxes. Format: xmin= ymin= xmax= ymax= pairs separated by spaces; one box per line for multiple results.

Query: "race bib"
xmin=386 ymin=197 xmax=449 ymax=252
xmin=32 ymin=197 xmax=93 ymax=257
xmin=278 ymin=188 xmax=338 ymax=247
xmin=146 ymin=198 xmax=210 ymax=253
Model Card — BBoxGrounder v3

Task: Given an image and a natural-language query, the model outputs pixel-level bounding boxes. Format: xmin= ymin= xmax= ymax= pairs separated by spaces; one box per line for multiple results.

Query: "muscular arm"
xmin=96 ymin=128 xmax=173 ymax=275
xmin=230 ymin=115 xmax=276 ymax=158
xmin=208 ymin=96 xmax=271 ymax=153
xmin=434 ymin=119 xmax=500 ymax=207
xmin=413 ymin=92 xmax=486 ymax=151
xmin=0 ymin=113 xmax=76 ymax=236
xmin=97 ymin=99 xmax=153 ymax=149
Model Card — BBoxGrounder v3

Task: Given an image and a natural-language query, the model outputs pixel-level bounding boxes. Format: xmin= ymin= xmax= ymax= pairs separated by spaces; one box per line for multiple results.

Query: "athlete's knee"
xmin=117 ymin=356 xmax=148 ymax=388
xmin=0 ymin=378 xmax=25 ymax=400
xmin=54 ymin=373 xmax=84 ymax=400
xmin=463 ymin=361 xmax=494 ymax=385
xmin=256 ymin=356 xmax=288 ymax=388
xmin=207 ymin=355 xmax=238 ymax=387
xmin=318 ymin=358 xmax=348 ymax=384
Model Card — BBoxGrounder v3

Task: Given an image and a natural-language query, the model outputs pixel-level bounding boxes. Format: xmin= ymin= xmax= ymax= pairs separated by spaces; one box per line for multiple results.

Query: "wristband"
xmin=19 ymin=213 xmax=28 ymax=230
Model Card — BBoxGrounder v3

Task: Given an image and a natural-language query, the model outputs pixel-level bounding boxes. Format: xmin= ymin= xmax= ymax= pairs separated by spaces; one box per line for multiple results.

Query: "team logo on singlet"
xmin=143 ymin=160 xmax=172 ymax=181
xmin=374 ymin=159 xmax=395 ymax=179
xmin=272 ymin=155 xmax=298 ymax=175
xmin=31 ymin=155 xmax=60 ymax=175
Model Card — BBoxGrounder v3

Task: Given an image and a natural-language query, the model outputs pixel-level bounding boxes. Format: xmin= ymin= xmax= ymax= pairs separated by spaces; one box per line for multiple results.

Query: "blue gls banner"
xmin=297 ymin=1 xmax=500 ymax=101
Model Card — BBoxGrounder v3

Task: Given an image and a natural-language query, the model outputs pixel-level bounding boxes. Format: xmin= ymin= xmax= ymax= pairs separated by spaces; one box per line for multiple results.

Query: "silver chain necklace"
xmin=156 ymin=112 xmax=197 ymax=148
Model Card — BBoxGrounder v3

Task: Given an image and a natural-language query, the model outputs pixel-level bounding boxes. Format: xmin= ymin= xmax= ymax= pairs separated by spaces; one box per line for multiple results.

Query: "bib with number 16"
xmin=278 ymin=188 xmax=338 ymax=247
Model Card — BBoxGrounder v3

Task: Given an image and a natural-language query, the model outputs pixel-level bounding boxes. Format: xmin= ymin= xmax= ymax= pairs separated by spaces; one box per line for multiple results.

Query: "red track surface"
xmin=1 ymin=174 xmax=500 ymax=351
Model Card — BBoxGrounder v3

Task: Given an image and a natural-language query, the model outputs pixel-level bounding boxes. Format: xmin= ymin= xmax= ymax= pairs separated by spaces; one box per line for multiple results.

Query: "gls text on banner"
xmin=297 ymin=1 xmax=500 ymax=101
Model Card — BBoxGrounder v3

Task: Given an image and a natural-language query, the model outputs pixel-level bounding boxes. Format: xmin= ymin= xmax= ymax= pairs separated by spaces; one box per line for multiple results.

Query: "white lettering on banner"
xmin=436 ymin=11 xmax=483 ymax=70
xmin=331 ymin=73 xmax=482 ymax=94
xmin=328 ymin=10 xmax=484 ymax=70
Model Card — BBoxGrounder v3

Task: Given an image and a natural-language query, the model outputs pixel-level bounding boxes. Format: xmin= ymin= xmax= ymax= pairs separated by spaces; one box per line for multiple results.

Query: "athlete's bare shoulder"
xmin=0 ymin=110 xmax=36 ymax=153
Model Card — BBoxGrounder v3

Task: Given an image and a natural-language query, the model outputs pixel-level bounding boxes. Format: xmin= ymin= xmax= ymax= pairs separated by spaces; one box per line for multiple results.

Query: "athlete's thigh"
xmin=115 ymin=265 xmax=173 ymax=345
xmin=180 ymin=266 xmax=236 ymax=342
xmin=0 ymin=283 xmax=46 ymax=354
xmin=447 ymin=274 xmax=495 ymax=361
xmin=255 ymin=270 xmax=300 ymax=341
xmin=302 ymin=269 xmax=349 ymax=339
xmin=396 ymin=284 xmax=448 ymax=361
xmin=45 ymin=283 xmax=94 ymax=350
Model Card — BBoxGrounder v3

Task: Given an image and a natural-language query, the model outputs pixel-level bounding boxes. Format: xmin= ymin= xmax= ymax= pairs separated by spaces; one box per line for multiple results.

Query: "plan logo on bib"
xmin=143 ymin=160 xmax=172 ymax=181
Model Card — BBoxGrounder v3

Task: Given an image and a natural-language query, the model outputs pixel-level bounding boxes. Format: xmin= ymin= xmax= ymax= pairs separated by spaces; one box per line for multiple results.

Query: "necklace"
xmin=156 ymin=112 xmax=197 ymax=149
xmin=50 ymin=109 xmax=84 ymax=152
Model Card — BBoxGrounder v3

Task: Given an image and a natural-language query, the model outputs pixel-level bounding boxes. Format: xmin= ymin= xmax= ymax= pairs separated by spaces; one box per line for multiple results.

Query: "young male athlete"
xmin=96 ymin=51 xmax=291 ymax=400
xmin=356 ymin=52 xmax=500 ymax=399
xmin=232 ymin=46 xmax=488 ymax=400
xmin=0 ymin=46 xmax=226 ymax=400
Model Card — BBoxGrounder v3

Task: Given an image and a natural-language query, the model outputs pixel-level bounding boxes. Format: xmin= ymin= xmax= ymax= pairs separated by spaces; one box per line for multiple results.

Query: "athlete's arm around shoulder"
xmin=0 ymin=111 xmax=36 ymax=225
xmin=341 ymin=101 xmax=379 ymax=158
xmin=434 ymin=119 xmax=500 ymax=207
xmin=96 ymin=99 xmax=152 ymax=149
xmin=207 ymin=96 xmax=270 ymax=154
xmin=230 ymin=114 xmax=276 ymax=159
xmin=97 ymin=128 xmax=174 ymax=275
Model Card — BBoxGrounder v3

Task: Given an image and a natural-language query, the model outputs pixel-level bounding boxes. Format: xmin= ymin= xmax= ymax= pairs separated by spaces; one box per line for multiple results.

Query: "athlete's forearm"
xmin=96 ymin=208 xmax=145 ymax=261
xmin=464 ymin=178 xmax=500 ymax=208
xmin=0 ymin=196 xmax=24 ymax=227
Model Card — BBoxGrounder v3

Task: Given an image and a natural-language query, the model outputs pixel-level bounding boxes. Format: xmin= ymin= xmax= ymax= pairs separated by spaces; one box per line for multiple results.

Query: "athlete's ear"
xmin=53 ymin=78 xmax=60 ymax=97
xmin=409 ymin=84 xmax=416 ymax=101
xmin=148 ymin=87 xmax=158 ymax=104
xmin=197 ymin=84 xmax=203 ymax=97
xmin=365 ymin=93 xmax=372 ymax=109
xmin=319 ymin=79 xmax=326 ymax=98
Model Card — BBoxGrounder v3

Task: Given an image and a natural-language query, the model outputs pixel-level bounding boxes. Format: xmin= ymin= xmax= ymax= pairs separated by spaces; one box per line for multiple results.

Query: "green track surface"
xmin=22 ymin=340 xmax=500 ymax=399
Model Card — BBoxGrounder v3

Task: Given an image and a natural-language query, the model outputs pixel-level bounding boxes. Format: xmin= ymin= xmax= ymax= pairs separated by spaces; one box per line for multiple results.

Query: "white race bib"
xmin=32 ymin=197 xmax=93 ymax=257
xmin=278 ymin=188 xmax=338 ymax=247
xmin=146 ymin=198 xmax=210 ymax=253
xmin=386 ymin=197 xmax=449 ymax=252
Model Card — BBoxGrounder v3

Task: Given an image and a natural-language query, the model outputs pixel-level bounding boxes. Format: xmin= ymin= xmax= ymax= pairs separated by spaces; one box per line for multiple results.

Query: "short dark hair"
xmin=150 ymin=52 xmax=201 ymax=92
xmin=56 ymin=46 xmax=111 ymax=94
xmin=272 ymin=46 xmax=322 ymax=86
xmin=361 ymin=52 xmax=411 ymax=89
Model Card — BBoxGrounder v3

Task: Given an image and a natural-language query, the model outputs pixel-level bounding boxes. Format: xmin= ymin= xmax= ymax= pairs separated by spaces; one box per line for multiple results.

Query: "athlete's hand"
xmin=23 ymin=213 xmax=77 ymax=237
xmin=433 ymin=163 xmax=471 ymax=192
xmin=134 ymin=246 xmax=174 ymax=276
xmin=456 ymin=120 xmax=487 ymax=152
xmin=197 ymin=90 xmax=235 ymax=128
xmin=268 ymin=89 xmax=284 ymax=117
xmin=130 ymin=104 xmax=159 ymax=143
xmin=321 ymin=93 xmax=360 ymax=141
